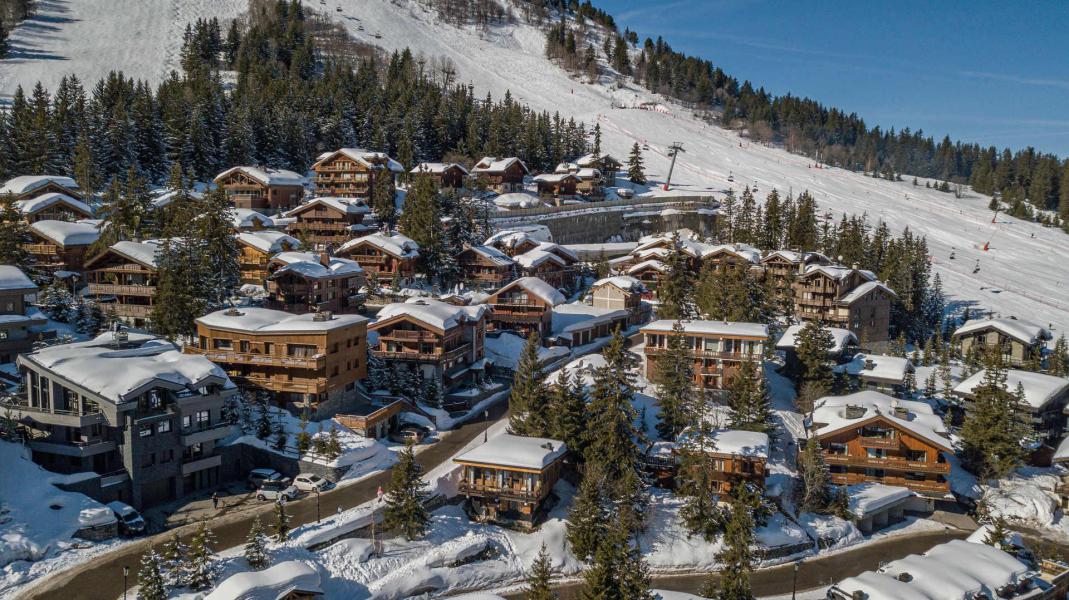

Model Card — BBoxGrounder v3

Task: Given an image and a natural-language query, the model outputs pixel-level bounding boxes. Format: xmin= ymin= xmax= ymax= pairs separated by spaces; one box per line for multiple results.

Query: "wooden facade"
xmin=284 ymin=198 xmax=372 ymax=250
xmin=84 ymin=241 xmax=161 ymax=328
xmin=645 ymin=432 xmax=769 ymax=496
xmin=641 ymin=320 xmax=767 ymax=391
xmin=186 ymin=308 xmax=367 ymax=415
xmin=0 ymin=267 xmax=44 ymax=364
xmin=575 ymin=153 xmax=621 ymax=186
xmin=952 ymin=318 xmax=1051 ymax=367
xmin=0 ymin=176 xmax=83 ymax=201
xmin=16 ymin=193 xmax=93 ymax=223
xmin=311 ymin=149 xmax=402 ymax=198
xmin=514 ymin=244 xmax=578 ymax=291
xmin=761 ymin=251 xmax=830 ymax=307
xmin=792 ymin=264 xmax=894 ymax=345
xmin=485 ymin=278 xmax=561 ymax=340
xmin=335 ymin=234 xmax=420 ymax=283
xmin=214 ymin=167 xmax=304 ymax=213
xmin=471 ymin=157 xmax=528 ymax=193
xmin=410 ymin=163 xmax=468 ymax=189
xmin=265 ymin=254 xmax=366 ymax=315
xmin=236 ymin=232 xmax=301 ymax=285
xmin=23 ymin=221 xmax=100 ymax=275
xmin=456 ymin=245 xmax=515 ymax=290
xmin=533 ymin=173 xmax=578 ymax=201
xmin=588 ymin=276 xmax=650 ymax=326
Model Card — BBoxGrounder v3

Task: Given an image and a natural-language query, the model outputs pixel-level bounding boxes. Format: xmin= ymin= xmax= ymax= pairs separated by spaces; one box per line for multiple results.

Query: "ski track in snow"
xmin=2 ymin=0 xmax=1068 ymax=336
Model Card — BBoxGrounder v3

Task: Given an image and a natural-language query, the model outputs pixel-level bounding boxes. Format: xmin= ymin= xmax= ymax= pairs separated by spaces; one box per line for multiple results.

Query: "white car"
xmin=256 ymin=480 xmax=299 ymax=502
xmin=293 ymin=473 xmax=330 ymax=492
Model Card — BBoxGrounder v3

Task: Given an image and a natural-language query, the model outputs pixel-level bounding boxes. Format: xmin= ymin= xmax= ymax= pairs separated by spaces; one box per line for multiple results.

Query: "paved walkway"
xmin=20 ymin=400 xmax=509 ymax=600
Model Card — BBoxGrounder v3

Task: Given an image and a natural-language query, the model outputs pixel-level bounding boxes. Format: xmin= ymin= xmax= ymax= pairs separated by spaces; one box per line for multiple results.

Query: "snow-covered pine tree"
xmin=38 ymin=280 xmax=75 ymax=322
xmin=567 ymin=471 xmax=610 ymax=561
xmin=508 ymin=332 xmax=549 ymax=436
xmin=325 ymin=425 xmax=342 ymax=460
xmin=627 ymin=142 xmax=646 ymax=184
xmin=713 ymin=484 xmax=760 ymax=600
xmin=161 ymin=532 xmax=189 ymax=588
xmin=959 ymin=353 xmax=1029 ymax=479
xmin=244 ymin=515 xmax=269 ymax=570
xmin=549 ymin=371 xmax=587 ymax=461
xmin=577 ymin=511 xmax=652 ymax=600
xmin=653 ymin=320 xmax=693 ymax=441
xmin=0 ymin=194 xmax=29 ymax=270
xmin=728 ymin=359 xmax=773 ymax=434
xmin=274 ymin=500 xmax=289 ymax=542
xmin=795 ymin=436 xmax=832 ymax=514
xmin=136 ymin=547 xmax=168 ymax=600
xmin=793 ymin=319 xmax=834 ymax=392
xmin=656 ymin=236 xmax=693 ymax=320
xmin=383 ymin=442 xmax=430 ymax=540
xmin=525 ymin=543 xmax=555 ymax=600
xmin=677 ymin=407 xmax=726 ymax=541
xmin=185 ymin=520 xmax=217 ymax=591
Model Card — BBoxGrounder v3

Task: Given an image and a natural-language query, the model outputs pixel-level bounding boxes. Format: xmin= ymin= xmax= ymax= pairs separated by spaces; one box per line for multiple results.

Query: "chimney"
xmin=797 ymin=260 xmax=806 ymax=275
xmin=844 ymin=405 xmax=866 ymax=419
xmin=319 ymin=252 xmax=330 ymax=266
xmin=312 ymin=311 xmax=333 ymax=322
xmin=863 ymin=358 xmax=875 ymax=370
xmin=851 ymin=262 xmax=859 ymax=271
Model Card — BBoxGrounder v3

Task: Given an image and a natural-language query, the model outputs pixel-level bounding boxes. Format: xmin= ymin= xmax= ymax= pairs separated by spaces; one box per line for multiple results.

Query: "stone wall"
xmin=492 ymin=198 xmax=719 ymax=244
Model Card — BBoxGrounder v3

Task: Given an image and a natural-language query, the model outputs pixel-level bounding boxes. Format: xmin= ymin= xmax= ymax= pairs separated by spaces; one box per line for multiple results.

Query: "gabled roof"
xmin=761 ymin=249 xmax=830 ymax=265
xmin=372 ymin=298 xmax=487 ymax=333
xmin=214 ymin=166 xmax=304 ymax=187
xmin=150 ymin=188 xmax=203 ymax=209
xmin=576 ymin=167 xmax=601 ymax=179
xmin=90 ymin=240 xmax=165 ymax=269
xmin=29 ymin=220 xmax=101 ymax=247
xmin=676 ymin=428 xmax=769 ymax=459
xmin=513 ymin=249 xmax=566 ymax=269
xmin=532 ymin=173 xmax=578 ymax=184
xmin=337 ymin=232 xmax=419 ymax=259
xmin=838 ymin=280 xmax=897 ymax=303
xmin=314 ymin=148 xmax=404 ymax=173
xmin=0 ymin=175 xmax=79 ymax=196
xmin=641 ymin=319 xmax=769 ymax=339
xmin=701 ymin=242 xmax=762 ymax=264
xmin=809 ymin=391 xmax=950 ymax=451
xmin=800 ymin=263 xmax=877 ymax=282
xmin=471 ymin=156 xmax=529 ymax=175
xmin=533 ymin=242 xmax=578 ymax=262
xmin=410 ymin=162 xmax=468 ymax=175
xmin=15 ymin=193 xmax=93 ymax=217
xmin=236 ymin=231 xmax=300 ymax=254
xmin=575 ymin=153 xmax=620 ymax=168
xmin=551 ymin=303 xmax=629 ymax=338
xmin=484 ymin=229 xmax=544 ymax=250
xmin=493 ymin=192 xmax=541 ymax=209
xmin=835 ymin=353 xmax=914 ymax=383
xmin=461 ymin=245 xmax=514 ymax=267
xmin=492 ymin=277 xmax=565 ymax=306
xmin=0 ymin=266 xmax=37 ymax=292
xmin=284 ymin=196 xmax=370 ymax=218
xmin=591 ymin=275 xmax=646 ymax=293
xmin=269 ymin=252 xmax=363 ymax=279
xmin=229 ymin=208 xmax=275 ymax=230
xmin=204 ymin=560 xmax=322 ymax=600
xmin=952 ymin=317 xmax=1052 ymax=346
xmin=954 ymin=368 xmax=1069 ymax=410
xmin=626 ymin=259 xmax=668 ymax=275
xmin=776 ymin=324 xmax=857 ymax=354
xmin=455 ymin=433 xmax=566 ymax=470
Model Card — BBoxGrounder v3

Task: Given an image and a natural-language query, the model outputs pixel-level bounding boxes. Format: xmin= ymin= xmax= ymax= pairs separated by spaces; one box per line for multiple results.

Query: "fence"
xmin=490 ymin=194 xmax=717 ymax=220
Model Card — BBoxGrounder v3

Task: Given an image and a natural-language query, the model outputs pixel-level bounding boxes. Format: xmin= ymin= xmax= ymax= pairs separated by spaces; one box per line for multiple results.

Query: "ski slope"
xmin=0 ymin=0 xmax=244 ymax=100
xmin=1 ymin=0 xmax=1067 ymax=336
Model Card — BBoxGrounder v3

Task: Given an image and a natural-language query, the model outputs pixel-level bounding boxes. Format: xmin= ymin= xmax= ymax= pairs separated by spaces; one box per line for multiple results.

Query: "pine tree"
xmin=728 ymin=359 xmax=773 ymax=434
xmin=656 ymin=236 xmax=693 ymax=320
xmin=161 ymin=532 xmax=189 ymax=588
xmin=983 ymin=515 xmax=1012 ymax=551
xmin=959 ymin=353 xmax=1029 ymax=479
xmin=383 ymin=442 xmax=430 ymax=540
xmin=525 ymin=543 xmax=556 ymax=600
xmin=38 ymin=279 xmax=76 ymax=321
xmin=567 ymin=470 xmax=610 ymax=561
xmin=274 ymin=500 xmax=290 ymax=542
xmin=794 ymin=320 xmax=834 ymax=393
xmin=653 ymin=320 xmax=694 ymax=441
xmin=1049 ymin=335 xmax=1069 ymax=377
xmin=714 ymin=484 xmax=758 ymax=600
xmin=136 ymin=547 xmax=168 ymax=600
xmin=185 ymin=520 xmax=217 ymax=591
xmin=577 ymin=512 xmax=652 ymax=600
xmin=677 ymin=403 xmax=726 ymax=541
xmin=244 ymin=515 xmax=269 ymax=570
xmin=509 ymin=332 xmax=549 ymax=436
xmin=399 ymin=173 xmax=446 ymax=278
xmin=795 ymin=436 xmax=831 ymax=514
xmin=325 ymin=425 xmax=342 ymax=460
xmin=0 ymin=194 xmax=30 ymax=269
xmin=549 ymin=370 xmax=587 ymax=461
xmin=627 ymin=142 xmax=646 ymax=184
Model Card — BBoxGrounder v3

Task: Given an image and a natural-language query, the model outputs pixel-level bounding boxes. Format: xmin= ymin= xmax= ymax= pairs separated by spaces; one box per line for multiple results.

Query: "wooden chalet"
xmin=187 ymin=307 xmax=367 ymax=416
xmin=410 ymin=162 xmax=468 ymax=189
xmin=484 ymin=230 xmax=542 ymax=257
xmin=456 ymin=245 xmax=515 ymax=289
xmin=24 ymin=220 xmax=101 ymax=275
xmin=513 ymin=242 xmax=578 ymax=290
xmin=588 ymin=275 xmax=650 ymax=326
xmin=213 ymin=166 xmax=305 ymax=213
xmin=236 ymin=231 xmax=301 ymax=285
xmin=761 ymin=250 xmax=831 ymax=306
xmin=954 ymin=369 xmax=1069 ymax=447
xmin=471 ymin=157 xmax=529 ymax=193
xmin=265 ymin=252 xmax=366 ymax=314
xmin=532 ymin=173 xmax=578 ymax=202
xmin=952 ymin=317 xmax=1052 ymax=367
xmin=454 ymin=434 xmax=567 ymax=529
xmin=0 ymin=266 xmax=46 ymax=364
xmin=486 ymin=277 xmax=565 ymax=340
xmin=311 ymin=148 xmax=403 ymax=198
xmin=0 ymin=175 xmax=82 ymax=201
xmin=13 ymin=193 xmax=94 ymax=224
xmin=84 ymin=240 xmax=164 ymax=328
xmin=575 ymin=153 xmax=621 ymax=186
xmin=807 ymin=391 xmax=952 ymax=497
xmin=792 ymin=263 xmax=895 ymax=345
xmin=624 ymin=259 xmax=668 ymax=292
xmin=368 ymin=299 xmax=488 ymax=393
xmin=641 ymin=320 xmax=768 ymax=391
xmin=335 ymin=232 xmax=420 ymax=283
xmin=645 ymin=429 xmax=769 ymax=495
xmin=284 ymin=197 xmax=373 ymax=250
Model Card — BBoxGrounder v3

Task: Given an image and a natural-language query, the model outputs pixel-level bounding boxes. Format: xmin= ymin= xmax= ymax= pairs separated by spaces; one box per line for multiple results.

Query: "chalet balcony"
xmin=24 ymin=243 xmax=59 ymax=255
xmin=824 ymin=453 xmax=949 ymax=474
xmin=858 ymin=435 xmax=899 ymax=450
xmin=87 ymin=283 xmax=156 ymax=297
xmin=829 ymin=473 xmax=948 ymax=495
xmin=29 ymin=438 xmax=116 ymax=458
xmin=2 ymin=399 xmax=105 ymax=427
xmin=347 ymin=254 xmax=389 ymax=265
xmin=645 ymin=346 xmax=758 ymax=361
xmin=288 ymin=221 xmax=353 ymax=232
xmin=372 ymin=343 xmax=470 ymax=363
xmin=197 ymin=350 xmax=326 ymax=370
xmin=378 ymin=329 xmax=443 ymax=343
xmin=490 ymin=312 xmax=544 ymax=324
xmin=235 ymin=374 xmax=329 ymax=395
xmin=111 ymin=304 xmax=154 ymax=318
xmin=459 ymin=480 xmax=543 ymax=502
xmin=180 ymin=421 xmax=232 ymax=446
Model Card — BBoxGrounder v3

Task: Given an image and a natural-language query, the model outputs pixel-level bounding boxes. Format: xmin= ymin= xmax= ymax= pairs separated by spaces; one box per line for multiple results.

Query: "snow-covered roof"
xmin=410 ymin=162 xmax=468 ymax=175
xmin=576 ymin=167 xmax=601 ymax=179
xmin=197 ymin=307 xmax=366 ymax=333
xmin=236 ymin=231 xmax=300 ymax=254
xmin=455 ymin=433 xmax=566 ymax=470
xmin=337 ymin=232 xmax=419 ymax=259
xmin=493 ymin=277 xmax=565 ymax=306
xmin=150 ymin=188 xmax=203 ymax=209
xmin=835 ymin=353 xmax=913 ymax=383
xmin=677 ymin=428 xmax=769 ymax=459
xmin=28 ymin=220 xmax=100 ymax=247
xmin=809 ymin=391 xmax=950 ymax=450
xmin=801 ymin=263 xmax=878 ymax=283
xmin=0 ymin=266 xmax=36 ymax=292
xmin=575 ymin=153 xmax=619 ymax=167
xmin=551 ymin=303 xmax=629 ymax=336
xmin=229 ymin=208 xmax=275 ymax=230
xmin=954 ymin=369 xmax=1069 ymax=410
xmin=534 ymin=242 xmax=578 ymax=262
xmin=270 ymin=252 xmax=363 ymax=279
xmin=463 ymin=245 xmax=514 ymax=267
xmin=702 ymin=243 xmax=762 ymax=264
xmin=532 ymin=172 xmax=577 ymax=183
xmin=834 ymin=539 xmax=1031 ymax=600
xmin=19 ymin=332 xmax=231 ymax=404
xmin=373 ymin=298 xmax=488 ymax=332
xmin=626 ymin=259 xmax=668 ymax=274
xmin=0 ymin=175 xmax=79 ymax=196
xmin=838 ymin=280 xmax=897 ymax=303
xmin=471 ymin=156 xmax=528 ymax=175
xmin=642 ymin=319 xmax=769 ymax=339
xmin=591 ymin=275 xmax=646 ymax=293
xmin=493 ymin=192 xmax=541 ymax=209
xmin=1054 ymin=436 xmax=1069 ymax=463
xmin=214 ymin=166 xmax=304 ymax=187
xmin=204 ymin=560 xmax=323 ymax=600
xmin=316 ymin=148 xmax=404 ymax=173
xmin=776 ymin=324 xmax=857 ymax=354
xmin=108 ymin=240 xmax=164 ymax=269
xmin=846 ymin=482 xmax=913 ymax=518
xmin=285 ymin=196 xmax=370 ymax=218
xmin=953 ymin=317 xmax=1052 ymax=345
xmin=513 ymin=249 xmax=565 ymax=269
xmin=14 ymin=193 xmax=93 ymax=217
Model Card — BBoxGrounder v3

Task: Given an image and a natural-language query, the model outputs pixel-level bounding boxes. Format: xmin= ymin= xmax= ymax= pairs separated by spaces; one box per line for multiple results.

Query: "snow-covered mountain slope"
xmin=0 ymin=0 xmax=245 ymax=99
xmin=2 ymin=0 xmax=1067 ymax=336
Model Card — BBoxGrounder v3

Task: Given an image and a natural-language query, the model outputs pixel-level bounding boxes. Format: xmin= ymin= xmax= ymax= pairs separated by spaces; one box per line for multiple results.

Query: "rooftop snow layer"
xmin=493 ymin=192 xmax=541 ymax=209
xmin=237 ymin=231 xmax=300 ymax=254
xmin=204 ymin=560 xmax=322 ymax=600
xmin=0 ymin=265 xmax=38 ymax=291
xmin=954 ymin=368 xmax=1069 ymax=410
xmin=454 ymin=433 xmax=566 ymax=470
xmin=838 ymin=280 xmax=897 ymax=303
xmin=229 ymin=208 xmax=275 ymax=229
xmin=317 ymin=148 xmax=404 ymax=172
xmin=835 ymin=353 xmax=913 ymax=383
xmin=642 ymin=319 xmax=768 ymax=339
xmin=410 ymin=161 xmax=468 ymax=175
xmin=471 ymin=156 xmax=528 ymax=174
xmin=465 ymin=245 xmax=514 ymax=267
xmin=286 ymin=196 xmax=370 ymax=217
xmin=551 ymin=303 xmax=629 ymax=336
xmin=513 ymin=248 xmax=566 ymax=269
xmin=20 ymin=332 xmax=230 ymax=404
xmin=846 ymin=482 xmax=913 ymax=518
xmin=215 ymin=166 xmax=304 ymax=187
xmin=109 ymin=239 xmax=164 ymax=268
xmin=627 ymin=258 xmax=668 ymax=274
xmin=953 ymin=317 xmax=1052 ymax=345
xmin=0 ymin=175 xmax=78 ymax=196
xmin=15 ymin=193 xmax=93 ymax=217
xmin=338 ymin=232 xmax=419 ymax=258
xmin=810 ymin=391 xmax=950 ymax=450
xmin=374 ymin=298 xmax=487 ymax=332
xmin=592 ymin=275 xmax=646 ymax=292
xmin=197 ymin=307 xmax=366 ymax=333
xmin=776 ymin=324 xmax=857 ymax=354
xmin=494 ymin=277 xmax=565 ymax=306
xmin=676 ymin=428 xmax=769 ymax=459
xmin=270 ymin=252 xmax=363 ymax=278
xmin=29 ymin=219 xmax=102 ymax=247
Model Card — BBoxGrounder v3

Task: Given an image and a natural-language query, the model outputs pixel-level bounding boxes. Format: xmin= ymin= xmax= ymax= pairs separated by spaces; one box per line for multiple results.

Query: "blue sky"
xmin=601 ymin=0 xmax=1069 ymax=156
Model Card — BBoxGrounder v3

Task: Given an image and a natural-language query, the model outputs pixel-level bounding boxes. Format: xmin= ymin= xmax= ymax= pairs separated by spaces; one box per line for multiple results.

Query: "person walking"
xmin=211 ymin=491 xmax=219 ymax=510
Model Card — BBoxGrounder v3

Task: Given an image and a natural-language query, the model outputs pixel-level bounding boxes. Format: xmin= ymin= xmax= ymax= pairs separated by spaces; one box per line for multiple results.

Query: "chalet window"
xmin=828 ymin=443 xmax=847 ymax=455
xmin=160 ymin=449 xmax=174 ymax=464
xmin=0 ymin=331 xmax=6 ymax=341
xmin=904 ymin=472 xmax=926 ymax=481
xmin=182 ymin=415 xmax=192 ymax=429
xmin=195 ymin=410 xmax=210 ymax=427
xmin=906 ymin=450 xmax=928 ymax=462
xmin=139 ymin=426 xmax=153 ymax=438
xmin=865 ymin=448 xmax=885 ymax=459
xmin=148 ymin=390 xmax=163 ymax=409
xmin=287 ymin=344 xmax=318 ymax=358
xmin=863 ymin=468 xmax=885 ymax=478
xmin=829 ymin=465 xmax=846 ymax=473
xmin=240 ymin=340 xmax=250 ymax=352
xmin=213 ymin=338 xmax=233 ymax=350
xmin=264 ymin=342 xmax=273 ymax=355
xmin=156 ymin=420 xmax=171 ymax=434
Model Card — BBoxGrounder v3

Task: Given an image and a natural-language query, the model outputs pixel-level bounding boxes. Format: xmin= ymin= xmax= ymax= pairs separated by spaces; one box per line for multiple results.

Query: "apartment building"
xmin=952 ymin=317 xmax=1052 ymax=367
xmin=284 ymin=197 xmax=374 ymax=250
xmin=641 ymin=320 xmax=768 ymax=391
xmin=760 ymin=250 xmax=831 ymax=306
xmin=265 ymin=252 xmax=366 ymax=314
xmin=11 ymin=331 xmax=237 ymax=509
xmin=588 ymin=276 xmax=651 ymax=326
xmin=792 ymin=263 xmax=895 ymax=344
xmin=84 ymin=240 xmax=164 ymax=328
xmin=311 ymin=148 xmax=403 ymax=198
xmin=0 ymin=266 xmax=46 ymax=363
xmin=24 ymin=220 xmax=102 ymax=276
xmin=485 ymin=277 xmax=565 ymax=340
xmin=213 ymin=166 xmax=305 ymax=213
xmin=187 ymin=307 xmax=367 ymax=416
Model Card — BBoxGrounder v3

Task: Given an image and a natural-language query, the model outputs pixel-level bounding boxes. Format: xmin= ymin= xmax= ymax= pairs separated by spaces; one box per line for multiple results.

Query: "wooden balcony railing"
xmin=824 ymin=453 xmax=949 ymax=473
xmin=24 ymin=244 xmax=59 ymax=255
xmin=378 ymin=330 xmax=441 ymax=342
xmin=858 ymin=436 xmax=899 ymax=450
xmin=829 ymin=473 xmax=948 ymax=494
xmin=645 ymin=346 xmax=758 ymax=361
xmin=459 ymin=480 xmax=543 ymax=502
xmin=194 ymin=350 xmax=326 ymax=370
xmin=88 ymin=283 xmax=156 ymax=297
xmin=372 ymin=343 xmax=470 ymax=362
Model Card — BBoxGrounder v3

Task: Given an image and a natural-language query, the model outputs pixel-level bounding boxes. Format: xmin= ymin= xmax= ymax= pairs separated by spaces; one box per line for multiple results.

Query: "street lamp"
xmin=315 ymin=487 xmax=321 ymax=523
xmin=791 ymin=561 xmax=799 ymax=600
xmin=483 ymin=409 xmax=489 ymax=442
xmin=123 ymin=565 xmax=130 ymax=600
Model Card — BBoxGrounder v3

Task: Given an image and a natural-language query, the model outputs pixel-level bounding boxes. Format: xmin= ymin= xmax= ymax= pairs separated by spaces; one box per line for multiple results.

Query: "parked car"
xmin=390 ymin=425 xmax=428 ymax=444
xmin=107 ymin=501 xmax=146 ymax=536
xmin=256 ymin=480 xmax=299 ymax=502
xmin=247 ymin=468 xmax=285 ymax=490
xmin=293 ymin=473 xmax=330 ymax=493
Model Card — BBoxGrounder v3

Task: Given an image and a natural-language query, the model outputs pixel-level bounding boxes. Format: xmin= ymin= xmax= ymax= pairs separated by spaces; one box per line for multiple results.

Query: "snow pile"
xmin=983 ymin=470 xmax=1063 ymax=530
xmin=796 ymin=514 xmax=863 ymax=550
xmin=484 ymin=332 xmax=570 ymax=371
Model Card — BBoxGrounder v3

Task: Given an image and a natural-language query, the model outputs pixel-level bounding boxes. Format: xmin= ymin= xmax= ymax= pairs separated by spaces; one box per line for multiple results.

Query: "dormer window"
xmin=148 ymin=390 xmax=163 ymax=409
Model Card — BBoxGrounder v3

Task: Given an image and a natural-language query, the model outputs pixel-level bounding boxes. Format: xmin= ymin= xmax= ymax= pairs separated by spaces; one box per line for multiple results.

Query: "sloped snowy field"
xmin=3 ymin=0 xmax=1067 ymax=334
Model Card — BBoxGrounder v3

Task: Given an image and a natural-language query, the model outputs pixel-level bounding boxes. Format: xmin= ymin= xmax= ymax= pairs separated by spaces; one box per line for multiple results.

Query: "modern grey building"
xmin=10 ymin=330 xmax=237 ymax=509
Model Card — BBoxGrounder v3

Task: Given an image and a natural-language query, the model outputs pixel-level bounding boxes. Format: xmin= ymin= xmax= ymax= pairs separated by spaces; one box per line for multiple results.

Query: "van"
xmin=107 ymin=501 xmax=146 ymax=535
